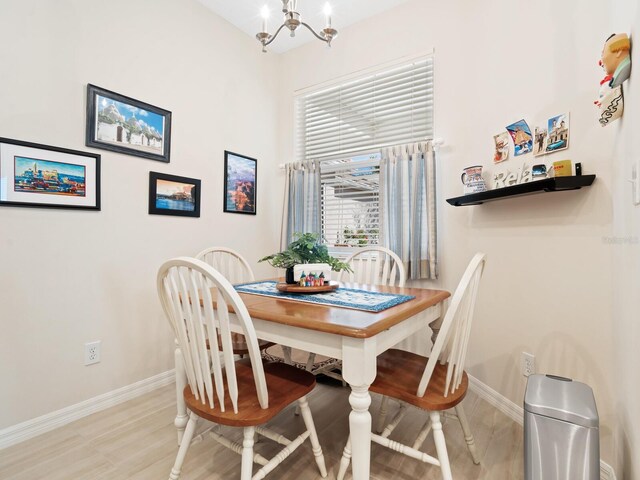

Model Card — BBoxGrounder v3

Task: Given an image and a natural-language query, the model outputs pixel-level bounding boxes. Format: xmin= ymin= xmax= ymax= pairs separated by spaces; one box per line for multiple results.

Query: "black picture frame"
xmin=149 ymin=171 xmax=201 ymax=217
xmin=86 ymin=84 xmax=171 ymax=163
xmin=223 ymin=150 xmax=257 ymax=215
xmin=0 ymin=137 xmax=101 ymax=211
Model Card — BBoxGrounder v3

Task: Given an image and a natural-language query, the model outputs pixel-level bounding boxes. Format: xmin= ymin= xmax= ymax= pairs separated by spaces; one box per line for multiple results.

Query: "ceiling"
xmin=196 ymin=0 xmax=413 ymax=53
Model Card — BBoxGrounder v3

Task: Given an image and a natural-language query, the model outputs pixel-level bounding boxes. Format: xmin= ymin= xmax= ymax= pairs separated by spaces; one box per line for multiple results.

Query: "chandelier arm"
xmin=263 ymin=23 xmax=288 ymax=47
xmin=300 ymin=22 xmax=329 ymax=42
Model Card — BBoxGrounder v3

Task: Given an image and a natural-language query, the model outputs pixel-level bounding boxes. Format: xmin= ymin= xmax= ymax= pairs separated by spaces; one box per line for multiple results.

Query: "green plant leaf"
xmin=258 ymin=232 xmax=352 ymax=272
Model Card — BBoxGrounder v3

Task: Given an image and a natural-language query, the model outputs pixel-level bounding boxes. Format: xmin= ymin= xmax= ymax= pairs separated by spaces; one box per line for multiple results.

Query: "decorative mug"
xmin=461 ymin=165 xmax=486 ymax=194
xmin=461 ymin=165 xmax=484 ymax=185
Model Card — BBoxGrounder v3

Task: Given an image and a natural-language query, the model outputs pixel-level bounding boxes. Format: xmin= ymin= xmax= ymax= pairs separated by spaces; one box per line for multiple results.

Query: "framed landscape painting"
xmin=0 ymin=137 xmax=100 ymax=210
xmin=224 ymin=150 xmax=256 ymax=215
xmin=86 ymin=84 xmax=171 ymax=162
xmin=149 ymin=172 xmax=200 ymax=217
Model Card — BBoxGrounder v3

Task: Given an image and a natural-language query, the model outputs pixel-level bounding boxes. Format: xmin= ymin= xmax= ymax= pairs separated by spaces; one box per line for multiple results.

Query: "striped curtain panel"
xmin=280 ymin=160 xmax=322 ymax=250
xmin=379 ymin=141 xmax=437 ymax=280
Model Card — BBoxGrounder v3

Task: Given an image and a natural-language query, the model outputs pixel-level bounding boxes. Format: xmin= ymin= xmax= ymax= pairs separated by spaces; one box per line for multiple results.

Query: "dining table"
xmin=174 ymin=279 xmax=450 ymax=480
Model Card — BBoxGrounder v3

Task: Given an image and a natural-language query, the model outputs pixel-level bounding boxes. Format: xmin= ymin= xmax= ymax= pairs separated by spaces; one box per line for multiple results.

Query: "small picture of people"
xmin=493 ymin=132 xmax=510 ymax=163
xmin=505 ymin=119 xmax=533 ymax=156
xmin=533 ymin=126 xmax=548 ymax=157
xmin=545 ymin=113 xmax=570 ymax=153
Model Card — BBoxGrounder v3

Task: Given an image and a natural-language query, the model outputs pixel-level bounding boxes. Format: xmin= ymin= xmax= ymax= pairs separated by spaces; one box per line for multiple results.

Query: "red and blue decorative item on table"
xmin=295 ymin=263 xmax=331 ymax=287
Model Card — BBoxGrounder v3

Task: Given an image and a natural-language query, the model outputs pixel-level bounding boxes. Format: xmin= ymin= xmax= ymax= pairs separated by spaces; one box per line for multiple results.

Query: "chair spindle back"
xmin=157 ymin=257 xmax=268 ymax=414
xmin=196 ymin=247 xmax=255 ymax=285
xmin=417 ymin=253 xmax=486 ymax=398
xmin=338 ymin=246 xmax=406 ymax=287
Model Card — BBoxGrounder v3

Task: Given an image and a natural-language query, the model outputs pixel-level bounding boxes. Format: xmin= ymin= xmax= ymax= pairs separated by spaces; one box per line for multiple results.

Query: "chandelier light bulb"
xmin=261 ymin=5 xmax=269 ymax=32
xmin=324 ymin=3 xmax=332 ymax=28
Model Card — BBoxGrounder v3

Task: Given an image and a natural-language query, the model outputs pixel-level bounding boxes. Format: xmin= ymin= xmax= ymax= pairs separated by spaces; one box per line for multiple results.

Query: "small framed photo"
xmin=224 ymin=150 xmax=257 ymax=215
xmin=149 ymin=171 xmax=200 ymax=217
xmin=545 ymin=113 xmax=569 ymax=154
xmin=0 ymin=137 xmax=100 ymax=210
xmin=86 ymin=84 xmax=171 ymax=163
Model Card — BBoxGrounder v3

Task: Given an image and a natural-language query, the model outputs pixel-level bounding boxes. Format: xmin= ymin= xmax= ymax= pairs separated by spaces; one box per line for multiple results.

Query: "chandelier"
xmin=256 ymin=0 xmax=337 ymax=53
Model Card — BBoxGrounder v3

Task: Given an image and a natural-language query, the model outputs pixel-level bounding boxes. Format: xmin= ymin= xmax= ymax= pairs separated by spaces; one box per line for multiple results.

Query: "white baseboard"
xmin=0 ymin=369 xmax=175 ymax=450
xmin=467 ymin=374 xmax=524 ymax=425
xmin=467 ymin=374 xmax=616 ymax=480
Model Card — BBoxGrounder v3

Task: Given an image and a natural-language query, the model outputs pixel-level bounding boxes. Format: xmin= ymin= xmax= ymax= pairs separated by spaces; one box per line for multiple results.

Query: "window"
xmin=295 ymin=56 xmax=434 ymax=249
xmin=321 ymin=152 xmax=380 ymax=248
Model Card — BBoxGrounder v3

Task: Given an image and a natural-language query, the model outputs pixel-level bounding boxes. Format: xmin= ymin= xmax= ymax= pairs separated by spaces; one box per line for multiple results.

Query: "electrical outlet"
xmin=521 ymin=352 xmax=535 ymax=377
xmin=84 ymin=341 xmax=101 ymax=365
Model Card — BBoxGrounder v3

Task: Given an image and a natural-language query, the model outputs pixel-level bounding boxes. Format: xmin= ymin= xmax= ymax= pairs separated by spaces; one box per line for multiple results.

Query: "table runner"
xmin=234 ymin=281 xmax=415 ymax=312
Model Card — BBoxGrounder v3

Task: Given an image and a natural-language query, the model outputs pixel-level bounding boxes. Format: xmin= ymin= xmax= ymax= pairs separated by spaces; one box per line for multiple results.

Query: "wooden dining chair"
xmin=158 ymin=257 xmax=327 ymax=480
xmin=196 ymin=246 xmax=274 ymax=356
xmin=337 ymin=246 xmax=406 ymax=287
xmin=336 ymin=253 xmax=487 ymax=480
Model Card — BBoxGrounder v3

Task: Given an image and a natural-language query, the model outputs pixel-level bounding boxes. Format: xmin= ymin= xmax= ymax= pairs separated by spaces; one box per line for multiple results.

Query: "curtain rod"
xmin=278 ymin=138 xmax=444 ymax=169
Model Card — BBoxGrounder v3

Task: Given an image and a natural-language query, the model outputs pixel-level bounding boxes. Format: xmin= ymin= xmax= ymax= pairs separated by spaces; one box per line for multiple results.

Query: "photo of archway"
xmin=545 ymin=113 xmax=570 ymax=153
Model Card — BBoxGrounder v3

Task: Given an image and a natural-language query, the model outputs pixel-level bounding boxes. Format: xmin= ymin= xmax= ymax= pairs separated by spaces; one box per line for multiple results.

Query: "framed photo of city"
xmin=86 ymin=84 xmax=171 ymax=163
xmin=149 ymin=172 xmax=200 ymax=217
xmin=0 ymin=137 xmax=100 ymax=210
xmin=224 ymin=151 xmax=256 ymax=215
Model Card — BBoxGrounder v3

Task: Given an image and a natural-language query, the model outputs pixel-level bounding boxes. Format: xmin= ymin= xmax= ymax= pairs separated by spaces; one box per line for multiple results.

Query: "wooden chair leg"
xmin=430 ymin=411 xmax=452 ymax=480
xmin=412 ymin=416 xmax=432 ymax=450
xmin=305 ymin=353 xmax=317 ymax=371
xmin=241 ymin=427 xmax=255 ymax=480
xmin=169 ymin=412 xmax=198 ymax=480
xmin=375 ymin=396 xmax=389 ymax=434
xmin=174 ymin=345 xmax=189 ymax=446
xmin=455 ymin=404 xmax=480 ymax=464
xmin=336 ymin=435 xmax=352 ymax=480
xmin=298 ymin=396 xmax=328 ymax=477
xmin=281 ymin=346 xmax=293 ymax=364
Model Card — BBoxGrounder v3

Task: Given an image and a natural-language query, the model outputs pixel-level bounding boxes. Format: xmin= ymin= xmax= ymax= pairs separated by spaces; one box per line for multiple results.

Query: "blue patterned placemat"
xmin=234 ymin=281 xmax=415 ymax=312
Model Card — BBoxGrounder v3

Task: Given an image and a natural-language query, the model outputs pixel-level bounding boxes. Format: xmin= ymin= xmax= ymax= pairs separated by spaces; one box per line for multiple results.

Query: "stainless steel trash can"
xmin=524 ymin=374 xmax=599 ymax=480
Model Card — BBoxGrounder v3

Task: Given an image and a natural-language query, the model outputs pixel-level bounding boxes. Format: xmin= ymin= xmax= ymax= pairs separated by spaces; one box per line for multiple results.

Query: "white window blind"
xmin=295 ymin=57 xmax=434 ymax=162
xmin=320 ymin=153 xmax=380 ymax=248
xmin=294 ymin=57 xmax=434 ymax=249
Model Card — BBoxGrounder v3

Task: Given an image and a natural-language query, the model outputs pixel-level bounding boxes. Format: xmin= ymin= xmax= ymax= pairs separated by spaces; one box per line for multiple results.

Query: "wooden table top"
xmin=228 ymin=280 xmax=450 ymax=339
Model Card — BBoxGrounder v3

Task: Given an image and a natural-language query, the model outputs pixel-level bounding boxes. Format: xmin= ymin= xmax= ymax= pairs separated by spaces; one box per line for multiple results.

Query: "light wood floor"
xmin=0 ymin=381 xmax=523 ymax=479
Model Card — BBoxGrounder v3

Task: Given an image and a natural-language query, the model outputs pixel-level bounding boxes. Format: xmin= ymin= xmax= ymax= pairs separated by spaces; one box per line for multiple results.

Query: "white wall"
xmin=279 ymin=0 xmax=619 ymax=467
xmin=0 ymin=0 xmax=282 ymax=429
xmin=610 ymin=0 xmax=640 ymax=478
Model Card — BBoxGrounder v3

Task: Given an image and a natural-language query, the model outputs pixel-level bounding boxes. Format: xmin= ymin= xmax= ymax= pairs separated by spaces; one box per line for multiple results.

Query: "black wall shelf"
xmin=446 ymin=175 xmax=596 ymax=206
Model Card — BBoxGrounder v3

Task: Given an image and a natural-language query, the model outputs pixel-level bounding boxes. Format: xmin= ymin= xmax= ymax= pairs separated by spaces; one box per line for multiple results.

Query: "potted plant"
xmin=259 ymin=232 xmax=352 ymax=284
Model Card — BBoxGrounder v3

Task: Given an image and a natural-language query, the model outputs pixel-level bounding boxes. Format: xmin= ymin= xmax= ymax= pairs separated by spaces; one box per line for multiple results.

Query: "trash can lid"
xmin=524 ymin=374 xmax=599 ymax=428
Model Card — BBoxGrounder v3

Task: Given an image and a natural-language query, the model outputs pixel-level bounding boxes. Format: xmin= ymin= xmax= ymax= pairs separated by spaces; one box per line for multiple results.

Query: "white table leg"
xmin=174 ymin=343 xmax=189 ymax=445
xmin=348 ymin=384 xmax=372 ymax=479
xmin=342 ymin=338 xmax=377 ymax=480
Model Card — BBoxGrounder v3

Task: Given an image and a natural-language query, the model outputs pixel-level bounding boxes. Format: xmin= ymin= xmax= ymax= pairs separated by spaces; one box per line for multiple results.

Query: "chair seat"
xmin=184 ymin=359 xmax=316 ymax=427
xmin=371 ymin=349 xmax=468 ymax=411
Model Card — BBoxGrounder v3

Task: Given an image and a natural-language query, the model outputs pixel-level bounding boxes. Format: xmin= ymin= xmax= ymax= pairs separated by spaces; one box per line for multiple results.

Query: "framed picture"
xmin=149 ymin=171 xmax=200 ymax=217
xmin=224 ymin=150 xmax=257 ymax=215
xmin=0 ymin=137 xmax=100 ymax=210
xmin=86 ymin=84 xmax=171 ymax=163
